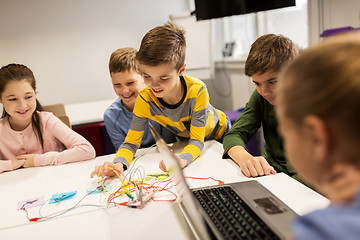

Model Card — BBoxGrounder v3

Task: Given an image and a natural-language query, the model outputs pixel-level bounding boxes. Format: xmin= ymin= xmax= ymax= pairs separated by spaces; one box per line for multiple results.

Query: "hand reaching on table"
xmin=159 ymin=154 xmax=187 ymax=172
xmin=227 ymin=146 xmax=276 ymax=177
xmin=90 ymin=162 xmax=124 ymax=178
xmin=239 ymin=156 xmax=277 ymax=177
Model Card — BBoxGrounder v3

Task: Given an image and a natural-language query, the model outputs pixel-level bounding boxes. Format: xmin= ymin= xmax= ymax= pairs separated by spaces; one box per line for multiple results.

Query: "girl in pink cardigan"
xmin=0 ymin=64 xmax=96 ymax=173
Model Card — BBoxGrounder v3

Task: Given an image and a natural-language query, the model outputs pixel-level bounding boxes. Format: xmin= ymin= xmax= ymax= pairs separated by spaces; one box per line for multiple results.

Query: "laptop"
xmin=149 ymin=123 xmax=298 ymax=240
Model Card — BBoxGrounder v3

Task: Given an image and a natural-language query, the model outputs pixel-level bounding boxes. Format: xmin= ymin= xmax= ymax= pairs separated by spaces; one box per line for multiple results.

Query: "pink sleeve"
xmin=33 ymin=114 xmax=96 ymax=166
xmin=0 ymin=160 xmax=13 ymax=173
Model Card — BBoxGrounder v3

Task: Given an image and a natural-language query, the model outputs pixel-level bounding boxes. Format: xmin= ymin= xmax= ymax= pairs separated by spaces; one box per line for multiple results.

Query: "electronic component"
xmin=86 ymin=183 xmax=111 ymax=194
xmin=49 ymin=191 xmax=77 ymax=204
xmin=17 ymin=196 xmax=45 ymax=210
xmin=126 ymin=191 xmax=155 ymax=209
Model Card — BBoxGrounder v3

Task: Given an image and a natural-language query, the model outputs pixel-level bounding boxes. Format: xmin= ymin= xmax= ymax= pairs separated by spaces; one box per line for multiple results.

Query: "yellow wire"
xmin=95 ymin=167 xmax=148 ymax=204
xmin=96 ymin=166 xmax=126 ymax=198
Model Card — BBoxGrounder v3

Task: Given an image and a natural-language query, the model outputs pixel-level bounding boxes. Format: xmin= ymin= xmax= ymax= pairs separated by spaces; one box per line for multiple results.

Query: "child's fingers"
xmin=179 ymin=158 xmax=187 ymax=169
xmin=240 ymin=157 xmax=275 ymax=177
xmin=90 ymin=169 xmax=97 ymax=178
xmin=259 ymin=157 xmax=276 ymax=175
xmin=11 ymin=159 xmax=25 ymax=170
xmin=90 ymin=166 xmax=102 ymax=178
xmin=239 ymin=163 xmax=251 ymax=177
xmin=247 ymin=163 xmax=260 ymax=177
xmin=241 ymin=168 xmax=250 ymax=178
xmin=99 ymin=166 xmax=111 ymax=178
xmin=91 ymin=162 xmax=121 ymax=178
xmin=159 ymin=160 xmax=167 ymax=172
xmin=241 ymin=158 xmax=262 ymax=177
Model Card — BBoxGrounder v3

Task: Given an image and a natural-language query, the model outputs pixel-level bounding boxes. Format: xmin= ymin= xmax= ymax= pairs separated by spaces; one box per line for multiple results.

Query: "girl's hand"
xmin=11 ymin=159 xmax=25 ymax=170
xmin=17 ymin=154 xmax=35 ymax=168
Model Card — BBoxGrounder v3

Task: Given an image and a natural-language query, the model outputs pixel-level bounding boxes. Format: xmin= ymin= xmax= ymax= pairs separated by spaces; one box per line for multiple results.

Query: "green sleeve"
xmin=223 ymin=90 xmax=262 ymax=158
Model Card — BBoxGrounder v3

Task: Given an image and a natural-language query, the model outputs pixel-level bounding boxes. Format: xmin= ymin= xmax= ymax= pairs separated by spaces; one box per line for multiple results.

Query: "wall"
xmin=2 ymin=0 xmax=360 ymax=113
xmin=214 ymin=60 xmax=255 ymax=111
xmin=0 ymin=0 xmax=189 ymax=106
xmin=212 ymin=0 xmax=360 ymax=111
xmin=308 ymin=0 xmax=360 ymax=45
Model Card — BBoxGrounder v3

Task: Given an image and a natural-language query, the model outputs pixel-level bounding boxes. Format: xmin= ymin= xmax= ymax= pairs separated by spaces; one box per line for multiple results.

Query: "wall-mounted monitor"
xmin=194 ymin=0 xmax=296 ymax=21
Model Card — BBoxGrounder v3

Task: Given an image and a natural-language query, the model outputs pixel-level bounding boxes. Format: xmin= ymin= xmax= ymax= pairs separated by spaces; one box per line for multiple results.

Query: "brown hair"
xmin=0 ymin=64 xmax=44 ymax=148
xmin=136 ymin=22 xmax=186 ymax=71
xmin=109 ymin=47 xmax=139 ymax=74
xmin=278 ymin=36 xmax=360 ymax=161
xmin=245 ymin=34 xmax=298 ymax=76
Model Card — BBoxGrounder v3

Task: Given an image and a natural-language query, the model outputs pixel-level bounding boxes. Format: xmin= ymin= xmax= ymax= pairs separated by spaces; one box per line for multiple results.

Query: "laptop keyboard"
xmin=193 ymin=186 xmax=280 ymax=240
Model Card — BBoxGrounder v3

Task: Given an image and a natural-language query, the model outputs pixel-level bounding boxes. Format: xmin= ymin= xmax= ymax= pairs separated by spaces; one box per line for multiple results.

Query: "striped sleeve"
xmin=179 ymin=84 xmax=208 ymax=164
xmin=113 ymin=95 xmax=149 ymax=168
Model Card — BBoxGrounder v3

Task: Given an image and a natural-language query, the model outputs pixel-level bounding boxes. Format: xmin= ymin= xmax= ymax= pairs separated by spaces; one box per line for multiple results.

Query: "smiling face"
xmin=252 ymin=71 xmax=278 ymax=105
xmin=110 ymin=70 xmax=144 ymax=112
xmin=140 ymin=62 xmax=185 ymax=105
xmin=0 ymin=79 xmax=37 ymax=130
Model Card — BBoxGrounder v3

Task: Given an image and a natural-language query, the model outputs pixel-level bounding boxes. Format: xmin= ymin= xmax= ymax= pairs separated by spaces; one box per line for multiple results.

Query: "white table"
xmin=65 ymin=99 xmax=116 ymax=126
xmin=0 ymin=141 xmax=330 ymax=239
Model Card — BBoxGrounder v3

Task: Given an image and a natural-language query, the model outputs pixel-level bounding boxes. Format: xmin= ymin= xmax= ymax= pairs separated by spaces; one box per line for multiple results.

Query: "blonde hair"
xmin=278 ymin=36 xmax=360 ymax=160
xmin=136 ymin=22 xmax=186 ymax=71
xmin=109 ymin=47 xmax=139 ymax=74
xmin=245 ymin=34 xmax=298 ymax=76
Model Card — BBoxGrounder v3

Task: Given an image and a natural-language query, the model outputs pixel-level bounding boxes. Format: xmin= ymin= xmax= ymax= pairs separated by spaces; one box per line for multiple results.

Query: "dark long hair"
xmin=0 ymin=64 xmax=44 ymax=148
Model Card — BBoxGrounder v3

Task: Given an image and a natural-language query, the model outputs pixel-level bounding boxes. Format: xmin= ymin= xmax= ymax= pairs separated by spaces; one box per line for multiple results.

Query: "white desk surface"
xmin=0 ymin=141 xmax=330 ymax=239
xmin=65 ymin=98 xmax=116 ymax=126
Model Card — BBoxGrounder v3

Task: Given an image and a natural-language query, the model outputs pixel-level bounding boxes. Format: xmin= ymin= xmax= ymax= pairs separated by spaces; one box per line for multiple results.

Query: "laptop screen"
xmin=148 ymin=122 xmax=297 ymax=239
xmin=148 ymin=122 xmax=212 ymax=239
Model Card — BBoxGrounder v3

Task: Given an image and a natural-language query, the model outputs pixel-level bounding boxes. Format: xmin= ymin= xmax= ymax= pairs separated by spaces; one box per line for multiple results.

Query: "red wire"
xmin=185 ymin=176 xmax=224 ymax=185
xmin=22 ymin=208 xmax=42 ymax=222
xmin=23 ymin=179 xmax=108 ymax=222
xmin=23 ymin=175 xmax=223 ymax=222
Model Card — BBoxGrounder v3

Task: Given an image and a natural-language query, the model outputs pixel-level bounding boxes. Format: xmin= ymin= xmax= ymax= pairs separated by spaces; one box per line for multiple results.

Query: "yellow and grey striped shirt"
xmin=113 ymin=75 xmax=228 ymax=169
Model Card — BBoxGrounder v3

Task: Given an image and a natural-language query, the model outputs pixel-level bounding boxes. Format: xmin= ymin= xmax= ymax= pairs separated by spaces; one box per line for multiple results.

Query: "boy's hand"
xmin=239 ymin=156 xmax=276 ymax=177
xmin=11 ymin=159 xmax=25 ymax=170
xmin=17 ymin=154 xmax=35 ymax=168
xmin=159 ymin=160 xmax=167 ymax=172
xmin=90 ymin=162 xmax=124 ymax=178
xmin=228 ymin=146 xmax=276 ymax=177
xmin=159 ymin=155 xmax=187 ymax=172
xmin=178 ymin=158 xmax=188 ymax=169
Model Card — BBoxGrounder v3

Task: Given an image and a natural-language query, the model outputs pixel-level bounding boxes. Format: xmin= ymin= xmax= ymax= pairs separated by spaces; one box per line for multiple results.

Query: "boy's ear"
xmin=178 ymin=63 xmax=186 ymax=75
xmin=303 ymin=115 xmax=331 ymax=163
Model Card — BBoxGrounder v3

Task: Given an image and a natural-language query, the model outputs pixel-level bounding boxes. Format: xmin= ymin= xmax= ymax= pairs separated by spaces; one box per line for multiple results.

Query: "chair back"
xmin=43 ymin=103 xmax=71 ymax=128
xmin=42 ymin=103 xmax=66 ymax=116
xmin=57 ymin=115 xmax=71 ymax=128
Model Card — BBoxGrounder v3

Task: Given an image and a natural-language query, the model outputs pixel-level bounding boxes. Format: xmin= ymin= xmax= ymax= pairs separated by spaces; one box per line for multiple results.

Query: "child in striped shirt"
xmin=91 ymin=22 xmax=230 ymax=177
